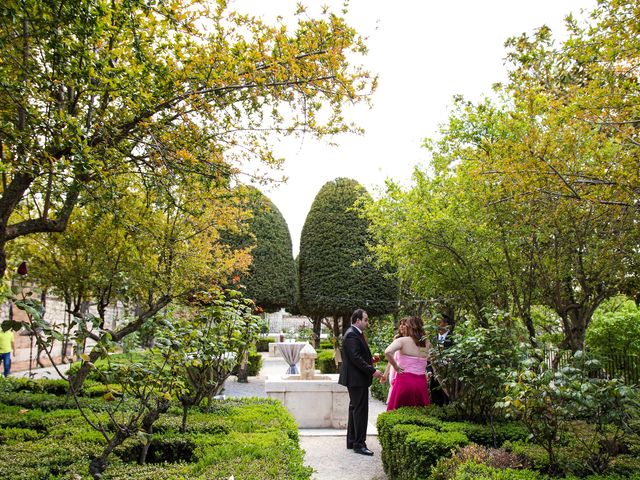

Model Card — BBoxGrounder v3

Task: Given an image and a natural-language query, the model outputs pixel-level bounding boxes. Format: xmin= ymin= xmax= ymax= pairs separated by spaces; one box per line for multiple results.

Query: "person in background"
xmin=0 ymin=328 xmax=16 ymax=377
xmin=428 ymin=315 xmax=454 ymax=406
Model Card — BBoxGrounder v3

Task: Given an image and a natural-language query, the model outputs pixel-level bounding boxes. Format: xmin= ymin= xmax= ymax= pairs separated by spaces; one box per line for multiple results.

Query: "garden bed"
xmin=0 ymin=377 xmax=311 ymax=480
xmin=377 ymin=406 xmax=640 ymax=480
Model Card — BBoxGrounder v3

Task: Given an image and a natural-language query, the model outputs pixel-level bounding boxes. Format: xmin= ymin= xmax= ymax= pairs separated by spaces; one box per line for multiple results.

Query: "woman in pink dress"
xmin=384 ymin=316 xmax=431 ymax=411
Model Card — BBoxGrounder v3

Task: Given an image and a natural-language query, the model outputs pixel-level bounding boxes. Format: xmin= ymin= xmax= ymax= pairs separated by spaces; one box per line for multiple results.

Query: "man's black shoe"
xmin=353 ymin=447 xmax=374 ymax=456
xmin=346 ymin=444 xmax=353 ymax=449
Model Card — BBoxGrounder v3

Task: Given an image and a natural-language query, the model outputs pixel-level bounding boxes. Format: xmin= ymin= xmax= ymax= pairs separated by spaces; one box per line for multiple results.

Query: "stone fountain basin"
xmin=280 ymin=374 xmax=332 ymax=381
xmin=265 ymin=373 xmax=348 ymax=428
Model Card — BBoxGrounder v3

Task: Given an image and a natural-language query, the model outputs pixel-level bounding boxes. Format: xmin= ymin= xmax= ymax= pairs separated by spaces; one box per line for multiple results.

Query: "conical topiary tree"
xmin=298 ymin=178 xmax=398 ymax=336
xmin=223 ymin=188 xmax=296 ymax=382
xmin=235 ymin=188 xmax=296 ymax=313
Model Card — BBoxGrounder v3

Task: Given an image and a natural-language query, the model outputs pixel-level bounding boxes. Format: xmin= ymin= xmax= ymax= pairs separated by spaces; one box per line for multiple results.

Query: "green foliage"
xmin=227 ymin=189 xmax=296 ymax=313
xmin=403 ymin=429 xmax=470 ymax=479
xmin=316 ymin=349 xmax=337 ymax=374
xmin=448 ymin=461 xmax=545 ymax=480
xmin=436 ymin=319 xmax=525 ymax=421
xmin=256 ymin=336 xmax=277 ymax=352
xmin=160 ymin=292 xmax=262 ymax=433
xmin=429 ymin=443 xmax=534 ymax=480
xmin=364 ymin=0 xmax=640 ymax=352
xmin=299 ymin=178 xmax=398 ymax=321
xmin=586 ymin=296 xmax=640 ymax=359
xmin=0 ymin=377 xmax=68 ymax=396
xmin=368 ymin=314 xmax=397 ymax=358
xmin=371 ymin=361 xmax=391 ymax=402
xmin=502 ymin=352 xmax=640 ymax=475
xmin=0 ymin=398 xmax=309 ymax=480
xmin=233 ymin=350 xmax=263 ymax=377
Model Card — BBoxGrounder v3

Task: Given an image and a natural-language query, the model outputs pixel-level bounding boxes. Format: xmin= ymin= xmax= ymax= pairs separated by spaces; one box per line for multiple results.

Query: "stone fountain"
xmin=265 ymin=343 xmax=349 ymax=428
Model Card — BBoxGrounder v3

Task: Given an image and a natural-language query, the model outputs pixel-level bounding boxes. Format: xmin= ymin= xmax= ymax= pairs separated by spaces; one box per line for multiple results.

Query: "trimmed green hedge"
xmin=378 ymin=407 xmax=533 ymax=480
xmin=316 ymin=349 xmax=337 ymax=374
xmin=405 ymin=428 xmax=469 ymax=479
xmin=0 ymin=396 xmax=309 ymax=479
xmin=256 ymin=336 xmax=277 ymax=352
xmin=450 ymin=461 xmax=545 ymax=479
xmin=382 ymin=423 xmax=468 ymax=480
xmin=0 ymin=377 xmax=69 ymax=395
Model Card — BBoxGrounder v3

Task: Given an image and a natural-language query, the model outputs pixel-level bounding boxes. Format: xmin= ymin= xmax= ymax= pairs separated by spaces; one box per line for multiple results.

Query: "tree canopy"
xmin=0 ymin=0 xmax=375 ymax=278
xmin=299 ymin=177 xmax=398 ymax=328
xmin=365 ymin=0 xmax=640 ymax=351
xmin=228 ymin=188 xmax=296 ymax=313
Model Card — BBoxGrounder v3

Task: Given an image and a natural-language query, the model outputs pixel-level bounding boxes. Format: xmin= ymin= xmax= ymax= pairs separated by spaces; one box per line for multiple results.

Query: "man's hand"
xmin=373 ymin=370 xmax=383 ymax=379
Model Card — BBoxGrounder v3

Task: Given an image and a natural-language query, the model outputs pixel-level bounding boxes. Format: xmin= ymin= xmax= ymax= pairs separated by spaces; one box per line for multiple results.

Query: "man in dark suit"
xmin=338 ymin=309 xmax=383 ymax=456
xmin=428 ymin=315 xmax=454 ymax=406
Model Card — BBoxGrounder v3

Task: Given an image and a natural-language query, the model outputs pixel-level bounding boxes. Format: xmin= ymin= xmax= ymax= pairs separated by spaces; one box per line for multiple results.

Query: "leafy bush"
xmin=435 ymin=318 xmax=525 ymax=422
xmin=403 ymin=428 xmax=469 ymax=479
xmin=0 ymin=426 xmax=41 ymax=444
xmin=378 ymin=407 xmax=470 ymax=479
xmin=0 ymin=398 xmax=309 ymax=479
xmin=440 ymin=421 xmax=529 ymax=447
xmin=256 ymin=336 xmax=276 ymax=352
xmin=586 ymin=296 xmax=640 ymax=359
xmin=430 ymin=444 xmax=530 ymax=480
xmin=449 ymin=461 xmax=545 ymax=480
xmin=0 ymin=377 xmax=69 ymax=395
xmin=316 ymin=349 xmax=337 ymax=374
xmin=502 ymin=352 xmax=640 ymax=475
xmin=371 ymin=362 xmax=391 ymax=402
xmin=246 ymin=350 xmax=263 ymax=376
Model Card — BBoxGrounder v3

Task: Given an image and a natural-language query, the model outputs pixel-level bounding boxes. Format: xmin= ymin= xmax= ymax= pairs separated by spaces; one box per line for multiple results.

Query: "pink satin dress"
xmin=386 ymin=352 xmax=430 ymax=411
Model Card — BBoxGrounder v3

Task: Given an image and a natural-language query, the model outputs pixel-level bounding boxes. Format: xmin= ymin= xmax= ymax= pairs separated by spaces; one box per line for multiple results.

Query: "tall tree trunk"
xmin=312 ymin=316 xmax=322 ymax=349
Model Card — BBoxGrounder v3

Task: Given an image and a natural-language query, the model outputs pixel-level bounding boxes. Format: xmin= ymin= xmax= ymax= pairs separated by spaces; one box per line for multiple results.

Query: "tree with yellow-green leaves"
xmin=0 ymin=0 xmax=375 ymax=279
xmin=9 ymin=172 xmax=252 ymax=388
xmin=365 ymin=0 xmax=640 ymax=352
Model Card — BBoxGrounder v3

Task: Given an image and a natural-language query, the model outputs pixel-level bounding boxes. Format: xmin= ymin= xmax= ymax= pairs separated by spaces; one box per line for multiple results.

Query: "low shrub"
xmin=608 ymin=454 xmax=640 ymax=477
xmin=246 ymin=350 xmax=263 ymax=376
xmin=430 ymin=444 xmax=530 ymax=480
xmin=0 ymin=376 xmax=69 ymax=395
xmin=116 ymin=434 xmax=196 ymax=464
xmin=0 ymin=426 xmax=41 ymax=444
xmin=83 ymin=383 xmax=123 ymax=398
xmin=385 ymin=424 xmax=426 ymax=478
xmin=440 ymin=421 xmax=529 ymax=447
xmin=316 ymin=349 xmax=337 ymax=374
xmin=232 ymin=350 xmax=263 ymax=377
xmin=0 ymin=398 xmax=308 ymax=479
xmin=403 ymin=428 xmax=469 ymax=479
xmin=449 ymin=461 xmax=545 ymax=480
xmin=256 ymin=336 xmax=276 ymax=352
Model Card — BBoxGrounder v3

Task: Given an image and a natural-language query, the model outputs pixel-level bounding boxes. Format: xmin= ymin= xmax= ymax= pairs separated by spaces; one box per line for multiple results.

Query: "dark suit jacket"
xmin=338 ymin=326 xmax=376 ymax=388
xmin=427 ymin=331 xmax=454 ymax=374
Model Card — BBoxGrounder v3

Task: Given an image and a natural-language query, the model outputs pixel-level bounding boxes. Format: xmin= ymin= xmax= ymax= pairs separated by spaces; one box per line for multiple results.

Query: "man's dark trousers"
xmin=347 ymin=386 xmax=369 ymax=449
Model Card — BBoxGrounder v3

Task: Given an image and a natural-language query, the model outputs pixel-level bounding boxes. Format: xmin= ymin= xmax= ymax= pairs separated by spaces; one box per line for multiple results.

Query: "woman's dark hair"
xmin=402 ymin=316 xmax=426 ymax=347
xmin=351 ymin=309 xmax=367 ymax=323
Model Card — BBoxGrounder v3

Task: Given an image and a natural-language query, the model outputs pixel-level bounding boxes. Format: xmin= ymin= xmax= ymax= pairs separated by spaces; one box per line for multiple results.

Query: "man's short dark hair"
xmin=351 ymin=309 xmax=367 ymax=324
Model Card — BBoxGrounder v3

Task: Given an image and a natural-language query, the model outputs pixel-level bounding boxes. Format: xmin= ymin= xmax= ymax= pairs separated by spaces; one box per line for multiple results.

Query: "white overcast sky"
xmin=234 ymin=0 xmax=596 ymax=255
